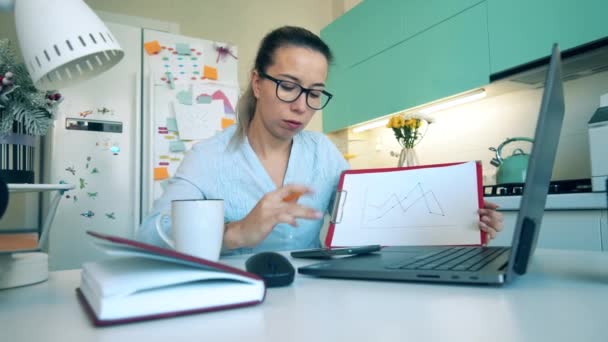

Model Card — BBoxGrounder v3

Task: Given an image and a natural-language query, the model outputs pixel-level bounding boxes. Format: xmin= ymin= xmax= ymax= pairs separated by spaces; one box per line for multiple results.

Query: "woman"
xmin=137 ymin=26 xmax=503 ymax=254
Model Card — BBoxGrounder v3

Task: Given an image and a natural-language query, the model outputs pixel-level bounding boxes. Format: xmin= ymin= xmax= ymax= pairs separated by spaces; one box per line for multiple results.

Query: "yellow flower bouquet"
xmin=386 ymin=113 xmax=430 ymax=149
xmin=386 ymin=113 xmax=432 ymax=167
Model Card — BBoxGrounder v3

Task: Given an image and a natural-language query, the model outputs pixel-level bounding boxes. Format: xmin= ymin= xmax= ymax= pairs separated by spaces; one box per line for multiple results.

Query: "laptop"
xmin=299 ymin=44 xmax=565 ymax=285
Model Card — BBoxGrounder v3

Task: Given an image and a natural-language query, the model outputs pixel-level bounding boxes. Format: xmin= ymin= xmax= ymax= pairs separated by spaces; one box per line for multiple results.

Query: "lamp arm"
xmin=0 ymin=0 xmax=14 ymax=12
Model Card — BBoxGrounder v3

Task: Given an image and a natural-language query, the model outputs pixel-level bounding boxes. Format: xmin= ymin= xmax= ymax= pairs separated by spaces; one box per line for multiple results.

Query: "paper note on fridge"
xmin=173 ymin=100 xmax=224 ymax=140
xmin=325 ymin=161 xmax=485 ymax=247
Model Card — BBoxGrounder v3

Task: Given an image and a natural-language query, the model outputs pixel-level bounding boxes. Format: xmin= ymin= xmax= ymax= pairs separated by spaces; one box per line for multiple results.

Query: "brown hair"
xmin=230 ymin=26 xmax=333 ymax=147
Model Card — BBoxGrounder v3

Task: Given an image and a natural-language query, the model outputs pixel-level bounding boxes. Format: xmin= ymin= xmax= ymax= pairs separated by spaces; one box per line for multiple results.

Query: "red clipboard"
xmin=325 ymin=161 xmax=485 ymax=247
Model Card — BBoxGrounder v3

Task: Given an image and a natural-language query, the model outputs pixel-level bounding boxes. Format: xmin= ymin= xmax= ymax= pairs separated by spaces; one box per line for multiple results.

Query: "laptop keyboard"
xmin=385 ymin=247 xmax=509 ymax=272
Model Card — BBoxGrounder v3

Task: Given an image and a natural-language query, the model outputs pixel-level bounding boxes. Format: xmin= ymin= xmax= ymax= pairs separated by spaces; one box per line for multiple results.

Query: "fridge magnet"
xmin=164 ymin=135 xmax=175 ymax=140
xmin=91 ymin=168 xmax=99 ymax=174
xmin=105 ymin=212 xmax=116 ymax=220
xmin=65 ymin=166 xmax=76 ymax=176
xmin=214 ymin=44 xmax=238 ymax=63
xmin=86 ymin=156 xmax=91 ymax=169
xmin=87 ymin=192 xmax=98 ymax=199
xmin=73 ymin=196 xmax=78 ymax=203
xmin=79 ymin=178 xmax=87 ymax=189
xmin=97 ymin=107 xmax=113 ymax=115
xmin=110 ymin=146 xmax=120 ymax=155
xmin=170 ymin=157 xmax=181 ymax=162
xmin=159 ymin=155 xmax=170 ymax=160
xmin=79 ymin=110 xmax=93 ymax=118
xmin=80 ymin=210 xmax=95 ymax=218
xmin=144 ymin=40 xmax=161 ymax=55
xmin=159 ymin=161 xmax=170 ymax=166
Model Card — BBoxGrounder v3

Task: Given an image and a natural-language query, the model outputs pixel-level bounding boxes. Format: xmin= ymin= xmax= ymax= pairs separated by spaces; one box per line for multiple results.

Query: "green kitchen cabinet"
xmin=488 ymin=0 xmax=608 ymax=74
xmin=321 ymin=0 xmax=406 ymax=69
xmin=323 ymin=2 xmax=490 ymax=133
xmin=322 ymin=0 xmax=483 ymax=69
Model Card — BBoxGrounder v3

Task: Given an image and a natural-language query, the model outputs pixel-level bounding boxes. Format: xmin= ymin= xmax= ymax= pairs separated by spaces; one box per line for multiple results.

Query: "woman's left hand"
xmin=478 ymin=200 xmax=504 ymax=243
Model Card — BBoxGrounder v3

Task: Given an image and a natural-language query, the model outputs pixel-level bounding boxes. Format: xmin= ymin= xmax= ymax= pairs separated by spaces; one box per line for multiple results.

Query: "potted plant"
xmin=0 ymin=39 xmax=62 ymax=183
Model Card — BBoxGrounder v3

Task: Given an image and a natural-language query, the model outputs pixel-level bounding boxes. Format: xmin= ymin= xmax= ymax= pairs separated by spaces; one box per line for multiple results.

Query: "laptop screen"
xmin=506 ymin=44 xmax=565 ymax=280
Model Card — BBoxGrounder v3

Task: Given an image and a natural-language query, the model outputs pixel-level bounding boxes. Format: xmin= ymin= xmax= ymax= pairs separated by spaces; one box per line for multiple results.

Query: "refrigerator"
xmin=45 ymin=23 xmax=239 ymax=270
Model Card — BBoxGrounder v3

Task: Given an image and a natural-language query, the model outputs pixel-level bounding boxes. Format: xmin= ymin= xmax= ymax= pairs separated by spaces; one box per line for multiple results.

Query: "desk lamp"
xmin=0 ymin=0 xmax=123 ymax=288
xmin=1 ymin=0 xmax=124 ymax=90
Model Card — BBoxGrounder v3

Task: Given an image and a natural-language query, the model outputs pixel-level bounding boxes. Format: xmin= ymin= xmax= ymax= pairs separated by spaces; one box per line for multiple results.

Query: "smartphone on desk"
xmin=290 ymin=245 xmax=381 ymax=259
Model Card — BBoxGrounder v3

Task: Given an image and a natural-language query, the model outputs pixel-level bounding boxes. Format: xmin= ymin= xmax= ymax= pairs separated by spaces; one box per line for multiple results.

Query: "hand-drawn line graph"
xmin=361 ymin=182 xmax=451 ymax=228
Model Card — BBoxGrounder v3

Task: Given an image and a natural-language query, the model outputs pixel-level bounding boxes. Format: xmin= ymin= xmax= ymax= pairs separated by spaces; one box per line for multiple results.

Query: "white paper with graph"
xmin=326 ymin=161 xmax=484 ymax=247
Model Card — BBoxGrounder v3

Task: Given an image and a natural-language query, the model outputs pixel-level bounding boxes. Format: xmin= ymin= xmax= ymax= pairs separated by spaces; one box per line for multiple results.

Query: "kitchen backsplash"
xmin=330 ymin=70 xmax=608 ymax=184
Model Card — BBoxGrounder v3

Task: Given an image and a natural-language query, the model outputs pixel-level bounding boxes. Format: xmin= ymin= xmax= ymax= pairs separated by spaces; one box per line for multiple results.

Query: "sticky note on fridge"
xmin=203 ymin=66 xmax=218 ymax=80
xmin=166 ymin=118 xmax=178 ymax=132
xmin=144 ymin=40 xmax=161 ymax=55
xmin=169 ymin=140 xmax=186 ymax=152
xmin=221 ymin=118 xmax=235 ymax=129
xmin=154 ymin=167 xmax=169 ymax=180
xmin=175 ymin=43 xmax=191 ymax=55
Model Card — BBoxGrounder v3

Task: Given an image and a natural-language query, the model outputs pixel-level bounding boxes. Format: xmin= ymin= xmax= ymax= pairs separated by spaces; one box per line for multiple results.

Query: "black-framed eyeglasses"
xmin=259 ymin=72 xmax=333 ymax=110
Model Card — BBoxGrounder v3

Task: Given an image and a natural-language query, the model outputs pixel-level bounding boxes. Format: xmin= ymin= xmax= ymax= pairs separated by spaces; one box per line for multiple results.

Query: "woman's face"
xmin=252 ymin=46 xmax=328 ymax=141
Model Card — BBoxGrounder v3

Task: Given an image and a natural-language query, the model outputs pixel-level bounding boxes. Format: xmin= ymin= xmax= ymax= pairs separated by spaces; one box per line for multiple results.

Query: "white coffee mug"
xmin=155 ymin=199 xmax=224 ymax=261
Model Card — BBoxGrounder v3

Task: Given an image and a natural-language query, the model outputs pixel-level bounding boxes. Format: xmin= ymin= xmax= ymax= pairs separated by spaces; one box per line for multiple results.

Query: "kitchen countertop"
xmin=485 ymin=192 xmax=608 ymax=211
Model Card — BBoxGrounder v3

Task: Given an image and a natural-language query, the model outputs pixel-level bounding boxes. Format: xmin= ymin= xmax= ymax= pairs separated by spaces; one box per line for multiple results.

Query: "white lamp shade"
xmin=14 ymin=0 xmax=124 ymax=90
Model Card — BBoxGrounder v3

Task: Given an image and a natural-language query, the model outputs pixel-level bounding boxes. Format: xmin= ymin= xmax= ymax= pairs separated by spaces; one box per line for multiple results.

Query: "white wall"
xmin=345 ymin=71 xmax=608 ymax=184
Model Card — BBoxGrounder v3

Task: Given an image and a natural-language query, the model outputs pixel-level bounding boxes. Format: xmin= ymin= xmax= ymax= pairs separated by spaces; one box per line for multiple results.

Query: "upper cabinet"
xmin=488 ymin=0 xmax=608 ymax=74
xmin=322 ymin=0 xmax=406 ymax=69
xmin=323 ymin=2 xmax=489 ymax=132
xmin=321 ymin=0 xmax=608 ymax=133
xmin=323 ymin=0 xmax=483 ymax=69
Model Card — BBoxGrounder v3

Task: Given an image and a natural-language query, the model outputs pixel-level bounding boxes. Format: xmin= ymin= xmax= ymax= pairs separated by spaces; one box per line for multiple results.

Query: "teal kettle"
xmin=489 ymin=137 xmax=534 ymax=184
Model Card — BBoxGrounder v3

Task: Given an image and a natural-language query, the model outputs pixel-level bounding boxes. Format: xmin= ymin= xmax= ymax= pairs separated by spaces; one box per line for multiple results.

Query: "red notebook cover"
xmin=325 ymin=161 xmax=485 ymax=247
xmin=78 ymin=231 xmax=266 ymax=327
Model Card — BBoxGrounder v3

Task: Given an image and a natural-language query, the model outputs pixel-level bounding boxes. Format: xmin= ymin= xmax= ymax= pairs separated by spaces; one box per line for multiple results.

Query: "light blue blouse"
xmin=136 ymin=125 xmax=349 ymax=255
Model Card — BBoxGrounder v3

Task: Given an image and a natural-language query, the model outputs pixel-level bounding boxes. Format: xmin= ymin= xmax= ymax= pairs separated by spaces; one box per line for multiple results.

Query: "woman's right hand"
xmin=222 ymin=184 xmax=323 ymax=249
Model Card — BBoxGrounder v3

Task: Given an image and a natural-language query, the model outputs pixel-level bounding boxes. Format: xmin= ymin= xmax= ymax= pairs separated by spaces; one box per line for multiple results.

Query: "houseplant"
xmin=0 ymin=39 xmax=62 ymax=183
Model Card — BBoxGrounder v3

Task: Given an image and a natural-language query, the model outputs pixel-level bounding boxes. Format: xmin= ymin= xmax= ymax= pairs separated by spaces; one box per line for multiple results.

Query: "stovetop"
xmin=483 ymin=178 xmax=592 ymax=197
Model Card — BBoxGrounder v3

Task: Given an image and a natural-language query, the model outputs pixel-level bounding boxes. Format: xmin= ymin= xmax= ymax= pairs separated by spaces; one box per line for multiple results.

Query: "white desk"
xmin=1 ymin=249 xmax=607 ymax=342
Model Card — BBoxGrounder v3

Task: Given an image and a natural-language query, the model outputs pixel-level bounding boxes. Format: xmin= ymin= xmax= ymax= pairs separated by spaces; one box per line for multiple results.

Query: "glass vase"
xmin=397 ymin=147 xmax=419 ymax=168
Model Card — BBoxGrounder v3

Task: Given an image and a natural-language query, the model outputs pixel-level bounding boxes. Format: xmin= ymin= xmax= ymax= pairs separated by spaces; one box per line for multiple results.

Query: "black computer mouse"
xmin=245 ymin=252 xmax=295 ymax=287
